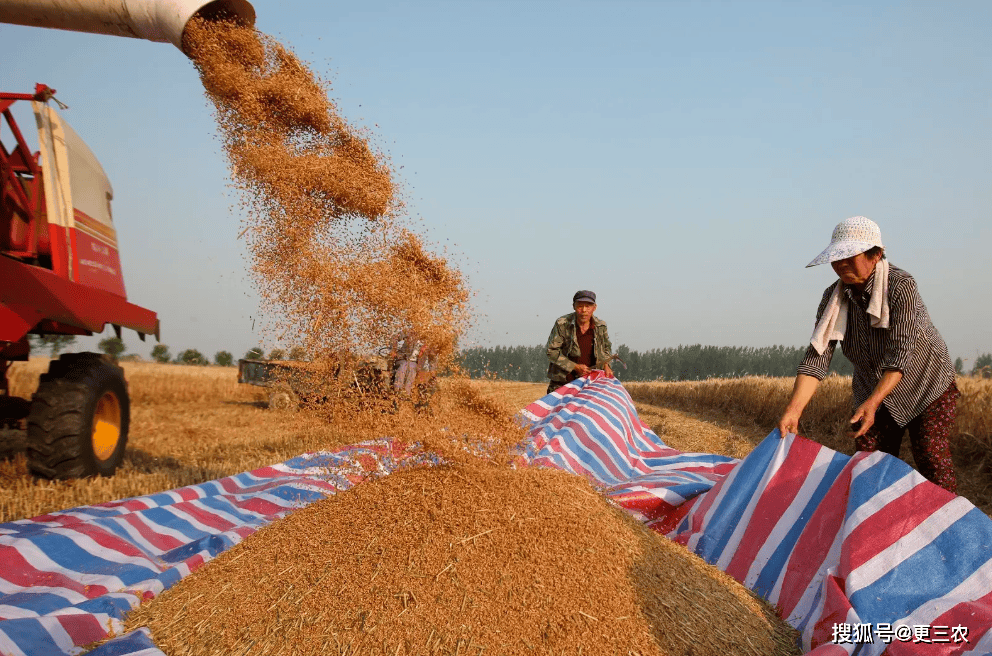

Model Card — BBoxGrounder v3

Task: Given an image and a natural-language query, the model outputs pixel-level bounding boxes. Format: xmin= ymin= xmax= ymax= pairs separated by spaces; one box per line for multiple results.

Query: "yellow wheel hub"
xmin=92 ymin=391 xmax=122 ymax=462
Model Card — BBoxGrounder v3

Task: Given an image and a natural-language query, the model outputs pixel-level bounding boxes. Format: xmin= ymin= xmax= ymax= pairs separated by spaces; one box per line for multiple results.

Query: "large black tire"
xmin=27 ymin=353 xmax=130 ymax=479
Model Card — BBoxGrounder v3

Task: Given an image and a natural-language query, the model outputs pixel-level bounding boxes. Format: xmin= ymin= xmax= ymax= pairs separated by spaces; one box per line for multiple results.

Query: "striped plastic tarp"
xmin=0 ymin=439 xmax=423 ymax=656
xmin=523 ymin=374 xmax=992 ymax=655
xmin=1 ymin=372 xmax=990 ymax=655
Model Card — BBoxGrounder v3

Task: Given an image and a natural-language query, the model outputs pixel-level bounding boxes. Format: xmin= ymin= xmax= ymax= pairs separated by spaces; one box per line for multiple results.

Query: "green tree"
xmin=176 ymin=349 xmax=208 ymax=365
xmin=214 ymin=350 xmax=234 ymax=367
xmin=98 ymin=336 xmax=126 ymax=359
xmin=289 ymin=346 xmax=307 ymax=361
xmin=151 ymin=344 xmax=171 ymax=363
xmin=973 ymin=353 xmax=992 ymax=378
xmin=30 ymin=334 xmax=77 ymax=357
xmin=954 ymin=357 xmax=964 ymax=375
xmin=245 ymin=347 xmax=264 ymax=360
xmin=268 ymin=348 xmax=286 ymax=361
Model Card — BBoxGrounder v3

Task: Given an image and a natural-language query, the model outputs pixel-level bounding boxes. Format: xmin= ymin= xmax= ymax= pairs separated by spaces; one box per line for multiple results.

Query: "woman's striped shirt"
xmin=797 ymin=263 xmax=956 ymax=427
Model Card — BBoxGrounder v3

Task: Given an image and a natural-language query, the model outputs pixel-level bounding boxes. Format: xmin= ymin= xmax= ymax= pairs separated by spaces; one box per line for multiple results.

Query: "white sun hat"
xmin=806 ymin=216 xmax=884 ymax=268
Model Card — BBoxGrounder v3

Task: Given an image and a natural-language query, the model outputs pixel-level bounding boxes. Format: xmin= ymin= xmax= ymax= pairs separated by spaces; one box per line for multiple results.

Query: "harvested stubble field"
xmin=0 ymin=359 xmax=522 ymax=522
xmin=625 ymin=375 xmax=992 ymax=516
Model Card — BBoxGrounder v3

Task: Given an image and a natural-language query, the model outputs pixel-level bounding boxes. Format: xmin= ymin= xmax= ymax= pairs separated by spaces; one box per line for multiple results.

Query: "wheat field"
xmin=2 ymin=361 xmax=990 ymax=521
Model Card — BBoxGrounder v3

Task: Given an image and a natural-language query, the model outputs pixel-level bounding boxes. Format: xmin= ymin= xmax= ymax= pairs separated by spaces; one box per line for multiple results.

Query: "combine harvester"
xmin=0 ymin=85 xmax=162 ymax=478
xmin=0 ymin=0 xmax=252 ymax=481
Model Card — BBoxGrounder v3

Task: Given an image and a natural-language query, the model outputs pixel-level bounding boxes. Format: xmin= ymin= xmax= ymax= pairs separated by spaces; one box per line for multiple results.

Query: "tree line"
xmin=29 ymin=335 xmax=992 ymax=379
xmin=29 ymin=335 xmax=304 ymax=368
xmin=458 ymin=344 xmax=992 ymax=382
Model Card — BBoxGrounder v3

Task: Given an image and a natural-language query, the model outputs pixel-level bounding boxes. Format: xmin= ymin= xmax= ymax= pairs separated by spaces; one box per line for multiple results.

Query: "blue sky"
xmin=2 ymin=1 xmax=989 ymax=365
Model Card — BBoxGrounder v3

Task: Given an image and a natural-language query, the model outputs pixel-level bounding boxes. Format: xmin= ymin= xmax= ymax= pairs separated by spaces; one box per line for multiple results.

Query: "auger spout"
xmin=0 ymin=0 xmax=254 ymax=54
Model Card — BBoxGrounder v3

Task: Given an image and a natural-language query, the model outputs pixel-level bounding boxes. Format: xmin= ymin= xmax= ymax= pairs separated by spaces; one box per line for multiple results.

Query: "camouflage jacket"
xmin=545 ymin=313 xmax=613 ymax=383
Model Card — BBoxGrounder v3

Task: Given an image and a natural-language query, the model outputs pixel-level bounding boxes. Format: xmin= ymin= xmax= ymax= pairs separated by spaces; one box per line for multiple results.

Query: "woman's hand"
xmin=778 ymin=408 xmax=802 ymax=438
xmin=849 ymin=400 xmax=879 ymax=439
xmin=573 ymin=364 xmax=591 ymax=376
xmin=850 ymin=370 xmax=902 ymax=439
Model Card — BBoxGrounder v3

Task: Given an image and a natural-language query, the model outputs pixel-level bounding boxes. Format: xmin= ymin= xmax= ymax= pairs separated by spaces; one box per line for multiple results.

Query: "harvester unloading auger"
xmin=0 ymin=0 xmax=255 ymax=478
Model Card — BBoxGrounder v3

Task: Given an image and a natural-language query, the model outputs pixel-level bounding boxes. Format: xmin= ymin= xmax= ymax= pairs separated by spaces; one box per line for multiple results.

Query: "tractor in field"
xmin=238 ymin=349 xmax=438 ymax=411
xmin=0 ymin=0 xmax=257 ymax=477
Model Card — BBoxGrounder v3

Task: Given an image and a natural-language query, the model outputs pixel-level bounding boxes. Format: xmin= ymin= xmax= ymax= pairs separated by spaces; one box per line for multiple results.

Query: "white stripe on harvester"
xmin=745 ymin=445 xmax=837 ymax=596
xmin=846 ymin=496 xmax=973 ymax=596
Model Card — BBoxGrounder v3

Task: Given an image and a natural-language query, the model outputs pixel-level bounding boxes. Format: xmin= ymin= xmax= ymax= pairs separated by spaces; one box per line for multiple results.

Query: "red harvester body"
xmin=1 ymin=85 xmax=158 ymax=478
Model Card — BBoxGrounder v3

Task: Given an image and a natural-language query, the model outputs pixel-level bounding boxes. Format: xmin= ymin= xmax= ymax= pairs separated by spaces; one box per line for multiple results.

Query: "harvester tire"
xmin=26 ymin=353 xmax=130 ymax=479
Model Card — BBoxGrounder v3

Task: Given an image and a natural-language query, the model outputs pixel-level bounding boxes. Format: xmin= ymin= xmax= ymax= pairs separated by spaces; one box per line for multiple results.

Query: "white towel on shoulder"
xmin=866 ymin=259 xmax=890 ymax=329
xmin=810 ymin=259 xmax=889 ymax=355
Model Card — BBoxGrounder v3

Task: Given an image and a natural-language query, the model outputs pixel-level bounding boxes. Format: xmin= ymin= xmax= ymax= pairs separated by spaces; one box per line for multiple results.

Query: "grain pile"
xmin=183 ymin=18 xmax=469 ymax=384
xmin=126 ymin=464 xmax=800 ymax=656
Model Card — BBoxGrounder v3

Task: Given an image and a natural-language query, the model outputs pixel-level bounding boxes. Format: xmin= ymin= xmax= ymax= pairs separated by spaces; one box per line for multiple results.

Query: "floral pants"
xmin=855 ymin=382 xmax=960 ymax=494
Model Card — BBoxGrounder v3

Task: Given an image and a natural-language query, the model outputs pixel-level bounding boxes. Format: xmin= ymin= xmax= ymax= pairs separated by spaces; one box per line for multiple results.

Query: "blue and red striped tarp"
xmin=522 ymin=374 xmax=992 ymax=655
xmin=1 ymin=372 xmax=990 ymax=655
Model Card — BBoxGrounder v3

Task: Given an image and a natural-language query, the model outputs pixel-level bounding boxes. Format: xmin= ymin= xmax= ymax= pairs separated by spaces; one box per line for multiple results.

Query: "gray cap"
xmin=572 ymin=290 xmax=596 ymax=304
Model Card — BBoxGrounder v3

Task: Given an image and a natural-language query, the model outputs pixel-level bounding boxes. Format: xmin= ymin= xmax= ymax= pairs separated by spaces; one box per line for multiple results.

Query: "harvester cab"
xmin=0 ymin=84 xmax=159 ymax=478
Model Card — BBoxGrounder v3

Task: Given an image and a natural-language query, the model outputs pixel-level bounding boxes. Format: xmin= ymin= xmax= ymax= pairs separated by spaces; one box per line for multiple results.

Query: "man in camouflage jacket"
xmin=545 ymin=290 xmax=614 ymax=394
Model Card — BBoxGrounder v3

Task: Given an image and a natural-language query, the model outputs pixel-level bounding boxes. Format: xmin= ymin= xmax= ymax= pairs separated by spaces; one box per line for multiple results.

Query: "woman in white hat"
xmin=777 ymin=216 xmax=959 ymax=492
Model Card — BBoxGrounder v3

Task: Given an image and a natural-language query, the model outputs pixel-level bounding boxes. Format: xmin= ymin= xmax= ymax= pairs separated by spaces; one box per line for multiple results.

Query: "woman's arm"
xmin=777 ymin=374 xmax=821 ymax=438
